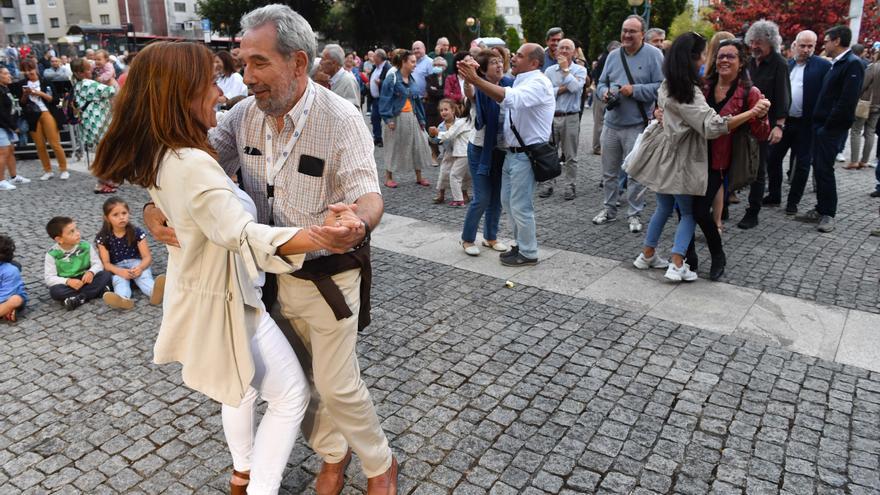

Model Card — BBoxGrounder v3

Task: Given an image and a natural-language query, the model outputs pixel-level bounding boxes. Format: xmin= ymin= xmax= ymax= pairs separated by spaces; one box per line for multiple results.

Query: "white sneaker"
xmin=665 ymin=262 xmax=698 ymax=282
xmin=633 ymin=252 xmax=668 ymax=270
xmin=835 ymin=153 xmax=845 ymax=162
xmin=59 ymin=171 xmax=70 ymax=180
xmin=10 ymin=175 xmax=30 ymax=184
xmin=40 ymin=172 xmax=54 ymax=181
xmin=628 ymin=217 xmax=643 ymax=233
xmin=0 ymin=179 xmax=15 ymax=190
xmin=592 ymin=210 xmax=617 ymax=225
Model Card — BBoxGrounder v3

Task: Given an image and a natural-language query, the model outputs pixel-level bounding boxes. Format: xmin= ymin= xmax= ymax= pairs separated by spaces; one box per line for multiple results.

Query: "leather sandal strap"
xmin=232 ymin=469 xmax=250 ymax=481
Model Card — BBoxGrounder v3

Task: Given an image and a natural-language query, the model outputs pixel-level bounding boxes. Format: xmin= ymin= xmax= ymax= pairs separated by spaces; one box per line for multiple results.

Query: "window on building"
xmin=97 ymin=0 xmax=108 ymax=3
xmin=25 ymin=0 xmax=35 ymax=5
xmin=174 ymin=2 xmax=186 ymax=12
xmin=48 ymin=0 xmax=57 ymax=6
xmin=3 ymin=17 xmax=14 ymax=24
xmin=1 ymin=0 xmax=13 ymax=8
xmin=28 ymin=14 xmax=37 ymax=24
xmin=100 ymin=14 xmax=110 ymax=25
xmin=50 ymin=17 xmax=59 ymax=28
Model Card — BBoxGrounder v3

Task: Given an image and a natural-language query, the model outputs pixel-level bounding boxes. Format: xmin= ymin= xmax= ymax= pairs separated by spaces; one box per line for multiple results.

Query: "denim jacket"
xmin=379 ymin=70 xmax=426 ymax=125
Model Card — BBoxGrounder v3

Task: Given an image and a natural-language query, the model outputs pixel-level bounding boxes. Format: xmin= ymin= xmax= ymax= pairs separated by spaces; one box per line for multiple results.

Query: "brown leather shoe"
xmin=366 ymin=457 xmax=398 ymax=495
xmin=315 ymin=449 xmax=352 ymax=495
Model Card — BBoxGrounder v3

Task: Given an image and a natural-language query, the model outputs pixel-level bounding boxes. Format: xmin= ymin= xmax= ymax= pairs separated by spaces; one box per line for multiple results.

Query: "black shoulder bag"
xmin=509 ymin=113 xmax=561 ymax=182
xmin=619 ymin=49 xmax=649 ymax=127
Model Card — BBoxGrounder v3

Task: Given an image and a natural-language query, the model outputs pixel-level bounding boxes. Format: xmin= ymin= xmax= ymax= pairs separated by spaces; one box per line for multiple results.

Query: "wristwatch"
xmin=774 ymin=123 xmax=785 ymax=131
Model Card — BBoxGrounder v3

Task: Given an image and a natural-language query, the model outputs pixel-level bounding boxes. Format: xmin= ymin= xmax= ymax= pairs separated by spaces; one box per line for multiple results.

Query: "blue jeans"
xmin=644 ymin=194 xmax=695 ymax=257
xmin=461 ymin=144 xmax=503 ymax=243
xmin=501 ymin=151 xmax=538 ymax=259
xmin=370 ymin=99 xmax=382 ymax=142
xmin=112 ymin=259 xmax=155 ymax=299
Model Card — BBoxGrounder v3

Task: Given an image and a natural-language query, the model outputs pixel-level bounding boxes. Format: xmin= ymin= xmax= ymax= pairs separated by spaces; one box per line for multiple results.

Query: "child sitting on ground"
xmin=428 ymin=99 xmax=472 ymax=206
xmin=44 ymin=216 xmax=114 ymax=310
xmin=0 ymin=234 xmax=27 ymax=321
xmin=95 ymin=197 xmax=165 ymax=309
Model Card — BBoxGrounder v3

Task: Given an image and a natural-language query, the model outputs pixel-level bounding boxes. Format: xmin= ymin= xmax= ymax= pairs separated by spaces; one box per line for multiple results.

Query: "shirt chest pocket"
xmin=275 ymin=169 xmax=327 ymax=215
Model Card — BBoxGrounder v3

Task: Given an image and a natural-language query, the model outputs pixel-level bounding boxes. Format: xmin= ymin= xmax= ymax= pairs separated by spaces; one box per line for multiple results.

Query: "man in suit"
xmin=765 ymin=30 xmax=831 ymax=214
xmin=794 ymin=25 xmax=866 ymax=232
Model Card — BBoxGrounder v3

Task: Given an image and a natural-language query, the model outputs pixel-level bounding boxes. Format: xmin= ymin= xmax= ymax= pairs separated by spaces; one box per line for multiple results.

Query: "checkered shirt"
xmin=210 ymin=81 xmax=381 ymax=259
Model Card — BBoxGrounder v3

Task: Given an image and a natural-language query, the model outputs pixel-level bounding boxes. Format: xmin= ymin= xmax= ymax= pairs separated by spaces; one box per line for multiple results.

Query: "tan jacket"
xmin=148 ymin=148 xmax=305 ymax=407
xmin=861 ymin=62 xmax=880 ymax=108
xmin=624 ymin=82 xmax=730 ymax=195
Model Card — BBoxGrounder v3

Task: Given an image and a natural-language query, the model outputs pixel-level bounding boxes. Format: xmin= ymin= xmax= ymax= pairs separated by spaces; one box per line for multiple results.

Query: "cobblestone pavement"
xmin=375 ymin=113 xmax=880 ymax=314
xmin=2 ymin=161 xmax=880 ymax=494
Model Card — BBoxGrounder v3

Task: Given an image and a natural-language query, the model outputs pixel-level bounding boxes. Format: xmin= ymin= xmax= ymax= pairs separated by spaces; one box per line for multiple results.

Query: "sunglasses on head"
xmin=719 ymin=38 xmax=745 ymax=48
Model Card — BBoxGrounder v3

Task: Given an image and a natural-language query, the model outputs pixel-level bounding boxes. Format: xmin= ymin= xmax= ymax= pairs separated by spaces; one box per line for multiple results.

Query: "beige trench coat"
xmin=624 ymin=82 xmax=730 ymax=196
xmin=149 ymin=148 xmax=305 ymax=407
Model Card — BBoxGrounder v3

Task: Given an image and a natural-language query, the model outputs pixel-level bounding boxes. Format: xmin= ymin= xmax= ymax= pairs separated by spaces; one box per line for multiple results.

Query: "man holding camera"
xmin=594 ymin=15 xmax=664 ymax=233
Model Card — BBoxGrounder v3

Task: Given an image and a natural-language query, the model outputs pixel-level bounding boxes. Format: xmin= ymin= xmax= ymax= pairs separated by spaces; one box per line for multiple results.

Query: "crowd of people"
xmin=2 ymin=4 xmax=880 ymax=494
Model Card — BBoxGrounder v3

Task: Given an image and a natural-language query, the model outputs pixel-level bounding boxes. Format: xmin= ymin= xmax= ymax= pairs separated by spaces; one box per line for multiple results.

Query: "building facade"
xmin=496 ymin=0 xmax=522 ymax=37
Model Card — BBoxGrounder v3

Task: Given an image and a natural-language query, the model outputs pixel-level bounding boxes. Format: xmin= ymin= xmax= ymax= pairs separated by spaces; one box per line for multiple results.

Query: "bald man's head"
xmin=512 ymin=42 xmax=544 ymax=75
xmin=794 ymin=30 xmax=817 ymax=62
xmin=558 ymin=39 xmax=576 ymax=61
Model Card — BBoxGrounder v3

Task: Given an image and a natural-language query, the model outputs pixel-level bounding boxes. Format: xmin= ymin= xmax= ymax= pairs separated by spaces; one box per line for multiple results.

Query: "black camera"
xmin=605 ymin=92 xmax=622 ymax=111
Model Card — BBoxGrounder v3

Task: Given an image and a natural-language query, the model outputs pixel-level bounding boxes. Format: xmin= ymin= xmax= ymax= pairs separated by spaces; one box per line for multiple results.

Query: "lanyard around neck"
xmin=263 ymin=81 xmax=316 ymax=188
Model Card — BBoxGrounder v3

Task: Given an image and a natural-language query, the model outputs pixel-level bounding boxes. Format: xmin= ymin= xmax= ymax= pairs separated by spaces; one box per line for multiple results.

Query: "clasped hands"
xmin=310 ymin=203 xmax=366 ymax=253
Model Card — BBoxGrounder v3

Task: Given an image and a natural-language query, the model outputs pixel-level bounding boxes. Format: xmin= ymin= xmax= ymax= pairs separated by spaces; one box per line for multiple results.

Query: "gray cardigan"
xmin=624 ymin=82 xmax=730 ymax=196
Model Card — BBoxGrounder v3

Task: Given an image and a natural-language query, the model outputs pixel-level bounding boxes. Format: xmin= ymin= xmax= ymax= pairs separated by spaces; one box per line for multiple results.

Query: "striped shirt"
xmin=209 ymin=81 xmax=381 ymax=259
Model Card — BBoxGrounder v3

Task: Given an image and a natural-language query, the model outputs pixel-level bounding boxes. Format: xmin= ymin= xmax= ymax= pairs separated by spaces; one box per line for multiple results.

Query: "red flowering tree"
xmin=708 ymin=0 xmax=879 ymax=44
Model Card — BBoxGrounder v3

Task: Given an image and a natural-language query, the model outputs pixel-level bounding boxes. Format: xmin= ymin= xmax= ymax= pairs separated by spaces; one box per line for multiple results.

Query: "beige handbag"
xmin=856 ymin=99 xmax=871 ymax=119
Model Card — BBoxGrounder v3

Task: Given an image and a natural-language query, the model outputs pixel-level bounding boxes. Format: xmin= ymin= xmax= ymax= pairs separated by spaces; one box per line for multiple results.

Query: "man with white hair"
xmin=43 ymin=56 xmax=71 ymax=82
xmin=319 ymin=43 xmax=361 ymax=108
xmin=145 ymin=4 xmax=395 ymax=493
xmin=410 ymin=40 xmax=433 ymax=97
xmin=541 ymin=38 xmax=588 ymax=200
xmin=738 ymin=19 xmax=791 ymax=229
xmin=765 ymin=30 xmax=830 ymax=215
xmin=644 ymin=28 xmax=665 ymax=50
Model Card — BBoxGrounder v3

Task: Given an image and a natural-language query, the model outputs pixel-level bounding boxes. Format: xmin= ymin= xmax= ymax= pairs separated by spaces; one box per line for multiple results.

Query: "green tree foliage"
xmin=321 ymin=0 xmax=496 ymax=51
xmin=521 ymin=0 xmax=689 ymax=59
xmin=504 ymin=26 xmax=522 ymax=52
xmin=668 ymin=6 xmax=715 ymax=40
xmin=195 ymin=0 xmax=331 ymax=39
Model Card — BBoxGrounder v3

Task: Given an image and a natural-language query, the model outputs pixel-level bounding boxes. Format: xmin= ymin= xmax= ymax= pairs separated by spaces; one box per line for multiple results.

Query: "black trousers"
xmin=768 ymin=117 xmax=811 ymax=203
xmin=48 ymin=271 xmax=112 ymax=301
xmin=746 ymin=141 xmax=769 ymax=213
xmin=691 ymin=168 xmax=724 ymax=258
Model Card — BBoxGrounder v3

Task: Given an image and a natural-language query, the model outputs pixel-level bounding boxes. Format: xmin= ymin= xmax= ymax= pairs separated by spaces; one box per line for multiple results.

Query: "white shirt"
xmin=216 ymin=72 xmax=248 ymax=100
xmin=789 ymin=62 xmax=806 ymax=118
xmin=831 ymin=49 xmax=851 ymax=65
xmin=501 ymin=69 xmax=555 ymax=147
xmin=329 ymin=67 xmax=361 ymax=108
xmin=369 ymin=61 xmax=388 ymax=98
xmin=26 ymin=80 xmax=47 ymax=112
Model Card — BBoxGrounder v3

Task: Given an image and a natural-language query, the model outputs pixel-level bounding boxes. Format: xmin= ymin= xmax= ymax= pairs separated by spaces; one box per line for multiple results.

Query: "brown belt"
xmin=290 ymin=243 xmax=372 ymax=331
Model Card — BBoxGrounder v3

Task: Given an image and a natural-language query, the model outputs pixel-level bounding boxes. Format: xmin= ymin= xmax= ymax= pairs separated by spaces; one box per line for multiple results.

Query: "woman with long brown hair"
xmin=91 ymin=41 xmax=360 ymax=495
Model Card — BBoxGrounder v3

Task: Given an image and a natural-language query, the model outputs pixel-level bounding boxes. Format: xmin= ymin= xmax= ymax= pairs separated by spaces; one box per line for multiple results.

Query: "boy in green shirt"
xmin=44 ymin=216 xmax=114 ymax=310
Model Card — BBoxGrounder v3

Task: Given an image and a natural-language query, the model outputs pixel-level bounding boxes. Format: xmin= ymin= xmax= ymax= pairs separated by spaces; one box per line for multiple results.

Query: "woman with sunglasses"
xmin=694 ymin=39 xmax=770 ymax=280
xmin=629 ymin=33 xmax=770 ymax=282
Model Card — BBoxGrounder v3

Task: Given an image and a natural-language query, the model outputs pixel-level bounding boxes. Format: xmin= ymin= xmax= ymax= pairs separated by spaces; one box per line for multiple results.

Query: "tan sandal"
xmin=230 ymin=469 xmax=250 ymax=495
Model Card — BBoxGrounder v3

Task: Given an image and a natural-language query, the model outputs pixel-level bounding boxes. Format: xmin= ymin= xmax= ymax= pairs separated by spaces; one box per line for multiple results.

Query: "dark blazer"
xmin=788 ymin=55 xmax=831 ymax=120
xmin=813 ymin=50 xmax=866 ymax=131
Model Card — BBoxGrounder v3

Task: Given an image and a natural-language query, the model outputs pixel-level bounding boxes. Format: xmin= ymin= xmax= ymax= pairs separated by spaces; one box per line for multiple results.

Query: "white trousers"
xmin=221 ymin=310 xmax=310 ymax=495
